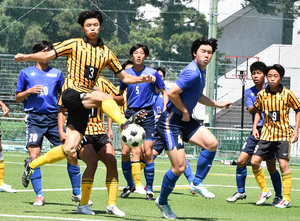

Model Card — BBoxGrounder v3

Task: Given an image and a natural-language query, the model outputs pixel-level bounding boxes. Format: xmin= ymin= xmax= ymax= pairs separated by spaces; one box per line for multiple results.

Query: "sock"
xmin=253 ymin=167 xmax=268 ymax=192
xmin=0 ymin=158 xmax=4 ymax=186
xmin=144 ymin=162 xmax=155 ymax=192
xmin=153 ymin=155 xmax=156 ymax=160
xmin=106 ymin=179 xmax=118 ymax=206
xmin=122 ymin=160 xmax=134 ymax=186
xmin=183 ymin=160 xmax=194 ymax=184
xmin=31 ymin=167 xmax=43 ymax=197
xmin=141 ymin=161 xmax=146 ymax=170
xmin=30 ymin=145 xmax=68 ymax=169
xmin=282 ymin=172 xmax=291 ymax=202
xmin=102 ymin=98 xmax=127 ymax=126
xmin=67 ymin=163 xmax=81 ymax=196
xmin=236 ymin=166 xmax=247 ymax=193
xmin=132 ymin=161 xmax=142 ymax=187
xmin=193 ymin=150 xmax=216 ymax=186
xmin=270 ymin=170 xmax=282 ymax=198
xmin=159 ymin=169 xmax=179 ymax=205
xmin=80 ymin=178 xmax=93 ymax=206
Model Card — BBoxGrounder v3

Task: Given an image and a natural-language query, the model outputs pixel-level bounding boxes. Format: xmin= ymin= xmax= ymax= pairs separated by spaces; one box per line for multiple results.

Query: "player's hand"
xmin=181 ymin=112 xmax=190 ymax=122
xmin=252 ymin=129 xmax=259 ymax=140
xmin=29 ymin=85 xmax=44 ymax=94
xmin=59 ymin=131 xmax=66 ymax=144
xmin=291 ymin=130 xmax=298 ymax=143
xmin=1 ymin=105 xmax=9 ymax=117
xmin=142 ymin=74 xmax=156 ymax=83
xmin=107 ymin=129 xmax=114 ymax=142
xmin=14 ymin=53 xmax=27 ymax=63
xmin=222 ymin=101 xmax=232 ymax=109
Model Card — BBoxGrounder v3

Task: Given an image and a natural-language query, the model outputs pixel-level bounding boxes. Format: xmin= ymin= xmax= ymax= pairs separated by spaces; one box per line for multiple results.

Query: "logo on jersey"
xmin=46 ymin=73 xmax=57 ymax=77
xmin=30 ymin=72 xmax=36 ymax=76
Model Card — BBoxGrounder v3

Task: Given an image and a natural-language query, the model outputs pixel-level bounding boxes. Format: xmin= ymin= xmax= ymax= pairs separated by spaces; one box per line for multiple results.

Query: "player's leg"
xmin=97 ymin=139 xmax=125 ymax=217
xmin=188 ymin=125 xmax=217 ymax=199
xmin=121 ymin=142 xmax=135 ymax=198
xmin=131 ymin=146 xmax=146 ymax=195
xmin=266 ymin=158 xmax=282 ymax=206
xmin=143 ymin=140 xmax=155 ymax=200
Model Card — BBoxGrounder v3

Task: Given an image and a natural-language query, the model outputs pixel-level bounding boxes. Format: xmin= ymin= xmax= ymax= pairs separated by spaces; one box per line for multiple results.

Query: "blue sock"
xmin=159 ymin=169 xmax=179 ymax=205
xmin=270 ymin=170 xmax=282 ymax=198
xmin=193 ymin=149 xmax=216 ymax=186
xmin=144 ymin=162 xmax=155 ymax=192
xmin=184 ymin=160 xmax=193 ymax=184
xmin=153 ymin=155 xmax=156 ymax=160
xmin=236 ymin=166 xmax=247 ymax=193
xmin=67 ymin=163 xmax=81 ymax=196
xmin=31 ymin=167 xmax=43 ymax=197
xmin=122 ymin=160 xmax=134 ymax=186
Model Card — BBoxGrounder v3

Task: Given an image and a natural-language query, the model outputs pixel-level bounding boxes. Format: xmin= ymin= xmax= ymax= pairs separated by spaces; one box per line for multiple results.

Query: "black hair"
xmin=264 ymin=64 xmax=285 ymax=77
xmin=155 ymin=67 xmax=166 ymax=78
xmin=77 ymin=9 xmax=103 ymax=26
xmin=32 ymin=41 xmax=54 ymax=53
xmin=129 ymin=43 xmax=149 ymax=56
xmin=122 ymin=59 xmax=134 ymax=70
xmin=250 ymin=61 xmax=266 ymax=73
xmin=191 ymin=37 xmax=218 ymax=59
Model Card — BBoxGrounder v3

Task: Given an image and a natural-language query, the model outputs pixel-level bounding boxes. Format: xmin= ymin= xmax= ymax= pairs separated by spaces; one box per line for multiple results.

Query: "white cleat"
xmin=226 ymin=192 xmax=247 ymax=202
xmin=0 ymin=183 xmax=17 ymax=193
xmin=275 ymin=199 xmax=291 ymax=208
xmin=155 ymin=197 xmax=177 ymax=219
xmin=71 ymin=194 xmax=93 ymax=206
xmin=33 ymin=196 xmax=45 ymax=206
xmin=134 ymin=185 xmax=147 ymax=195
xmin=189 ymin=182 xmax=215 ymax=199
xmin=76 ymin=204 xmax=95 ymax=215
xmin=256 ymin=189 xmax=272 ymax=205
xmin=106 ymin=205 xmax=125 ymax=216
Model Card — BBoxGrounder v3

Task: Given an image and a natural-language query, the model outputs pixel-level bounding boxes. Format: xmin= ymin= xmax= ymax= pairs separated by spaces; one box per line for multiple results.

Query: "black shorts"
xmin=253 ymin=140 xmax=291 ymax=160
xmin=79 ymin=134 xmax=111 ymax=154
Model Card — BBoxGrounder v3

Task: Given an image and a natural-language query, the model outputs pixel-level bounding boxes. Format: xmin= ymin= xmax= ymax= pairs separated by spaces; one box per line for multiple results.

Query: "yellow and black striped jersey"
xmin=85 ymin=76 xmax=120 ymax=135
xmin=53 ymin=36 xmax=122 ymax=93
xmin=254 ymin=84 xmax=300 ymax=141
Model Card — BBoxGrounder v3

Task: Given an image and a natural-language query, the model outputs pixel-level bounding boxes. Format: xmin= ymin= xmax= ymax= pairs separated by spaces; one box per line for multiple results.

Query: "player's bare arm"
xmin=117 ymin=70 xmax=156 ymax=84
xmin=58 ymin=107 xmax=67 ymax=143
xmin=291 ymin=109 xmax=300 ymax=143
xmin=252 ymin=112 xmax=261 ymax=140
xmin=159 ymin=88 xmax=168 ymax=113
xmin=247 ymin=106 xmax=257 ymax=115
xmin=198 ymin=94 xmax=232 ymax=109
xmin=14 ymin=50 xmax=56 ymax=63
xmin=0 ymin=101 xmax=9 ymax=116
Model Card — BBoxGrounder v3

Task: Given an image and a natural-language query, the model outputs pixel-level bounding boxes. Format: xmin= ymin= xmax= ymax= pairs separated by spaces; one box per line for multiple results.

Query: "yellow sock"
xmin=80 ymin=178 xmax=93 ymax=206
xmin=0 ymin=160 xmax=4 ymax=185
xmin=102 ymin=98 xmax=127 ymax=126
xmin=253 ymin=167 xmax=268 ymax=192
xmin=282 ymin=172 xmax=292 ymax=202
xmin=141 ymin=161 xmax=146 ymax=170
xmin=30 ymin=145 xmax=68 ymax=169
xmin=132 ymin=161 xmax=142 ymax=187
xmin=106 ymin=179 xmax=118 ymax=206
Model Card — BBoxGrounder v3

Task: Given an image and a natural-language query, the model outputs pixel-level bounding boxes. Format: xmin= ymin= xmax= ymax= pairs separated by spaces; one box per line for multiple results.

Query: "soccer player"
xmin=155 ymin=37 xmax=232 ymax=219
xmin=251 ymin=64 xmax=300 ymax=208
xmin=14 ymin=9 xmax=154 ymax=188
xmin=15 ymin=41 xmax=82 ymax=206
xmin=152 ymin=67 xmax=194 ymax=190
xmin=0 ymin=100 xmax=16 ymax=193
xmin=226 ymin=61 xmax=282 ymax=206
xmin=119 ymin=43 xmax=168 ymax=201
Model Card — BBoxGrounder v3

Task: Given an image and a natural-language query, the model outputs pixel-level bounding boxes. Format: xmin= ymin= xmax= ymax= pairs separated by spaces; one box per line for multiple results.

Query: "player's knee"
xmin=237 ymin=158 xmax=247 ymax=167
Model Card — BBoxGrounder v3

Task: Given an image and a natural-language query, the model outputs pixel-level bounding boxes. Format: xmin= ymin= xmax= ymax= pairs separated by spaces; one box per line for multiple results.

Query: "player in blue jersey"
xmin=15 ymin=41 xmax=82 ymax=206
xmin=119 ymin=44 xmax=168 ymax=201
xmin=226 ymin=61 xmax=282 ymax=206
xmin=152 ymin=67 xmax=194 ymax=192
xmin=155 ymin=37 xmax=232 ymax=219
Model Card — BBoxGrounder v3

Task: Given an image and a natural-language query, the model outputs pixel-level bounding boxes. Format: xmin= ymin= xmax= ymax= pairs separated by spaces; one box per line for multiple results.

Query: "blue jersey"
xmin=167 ymin=60 xmax=205 ymax=115
xmin=16 ymin=65 xmax=64 ymax=114
xmin=153 ymin=87 xmax=169 ymax=116
xmin=245 ymin=85 xmax=266 ymax=127
xmin=120 ymin=66 xmax=165 ymax=108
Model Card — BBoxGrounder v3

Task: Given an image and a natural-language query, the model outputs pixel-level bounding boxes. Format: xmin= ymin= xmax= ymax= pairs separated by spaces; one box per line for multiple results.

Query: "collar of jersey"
xmin=83 ymin=36 xmax=104 ymax=46
xmin=266 ymin=83 xmax=283 ymax=94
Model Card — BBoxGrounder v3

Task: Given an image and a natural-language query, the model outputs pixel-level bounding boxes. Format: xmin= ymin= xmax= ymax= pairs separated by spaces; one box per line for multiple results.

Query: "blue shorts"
xmin=241 ymin=127 xmax=262 ymax=155
xmin=26 ymin=112 xmax=62 ymax=148
xmin=125 ymin=108 xmax=155 ymax=141
xmin=153 ymin=126 xmax=165 ymax=154
xmin=156 ymin=109 xmax=202 ymax=150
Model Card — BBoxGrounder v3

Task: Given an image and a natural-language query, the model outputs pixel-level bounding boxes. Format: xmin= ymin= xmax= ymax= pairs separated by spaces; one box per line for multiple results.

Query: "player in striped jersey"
xmin=251 ymin=64 xmax=300 ymax=208
xmin=15 ymin=9 xmax=155 ymax=188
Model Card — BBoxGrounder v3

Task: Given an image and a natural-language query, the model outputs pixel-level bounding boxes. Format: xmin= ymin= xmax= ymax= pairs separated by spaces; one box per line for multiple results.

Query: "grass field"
xmin=1 ymin=152 xmax=300 ymax=221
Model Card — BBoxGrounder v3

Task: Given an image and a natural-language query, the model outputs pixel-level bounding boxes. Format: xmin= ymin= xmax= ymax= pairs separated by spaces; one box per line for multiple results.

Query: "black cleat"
xmin=146 ymin=191 xmax=155 ymax=201
xmin=121 ymin=184 xmax=136 ymax=198
xmin=22 ymin=158 xmax=34 ymax=187
xmin=120 ymin=109 xmax=147 ymax=130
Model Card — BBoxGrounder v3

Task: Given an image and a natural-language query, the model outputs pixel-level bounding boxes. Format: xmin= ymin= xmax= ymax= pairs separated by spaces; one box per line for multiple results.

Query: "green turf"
xmin=0 ymin=152 xmax=300 ymax=220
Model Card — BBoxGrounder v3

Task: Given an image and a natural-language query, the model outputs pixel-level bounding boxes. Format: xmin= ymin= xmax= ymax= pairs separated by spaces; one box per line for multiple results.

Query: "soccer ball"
xmin=122 ymin=124 xmax=146 ymax=148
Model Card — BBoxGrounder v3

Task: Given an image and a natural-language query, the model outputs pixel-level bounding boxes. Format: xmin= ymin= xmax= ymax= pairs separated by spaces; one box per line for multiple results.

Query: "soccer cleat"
xmin=121 ymin=184 xmax=135 ymax=198
xmin=33 ymin=196 xmax=45 ymax=206
xmin=134 ymin=185 xmax=147 ymax=195
xmin=0 ymin=183 xmax=17 ymax=193
xmin=106 ymin=205 xmax=125 ymax=216
xmin=155 ymin=197 xmax=177 ymax=219
xmin=270 ymin=196 xmax=282 ymax=206
xmin=275 ymin=199 xmax=291 ymax=208
xmin=71 ymin=194 xmax=93 ymax=206
xmin=256 ymin=189 xmax=272 ymax=205
xmin=120 ymin=109 xmax=147 ymax=130
xmin=22 ymin=158 xmax=34 ymax=187
xmin=146 ymin=191 xmax=155 ymax=201
xmin=226 ymin=192 xmax=247 ymax=202
xmin=76 ymin=204 xmax=95 ymax=215
xmin=189 ymin=182 xmax=215 ymax=199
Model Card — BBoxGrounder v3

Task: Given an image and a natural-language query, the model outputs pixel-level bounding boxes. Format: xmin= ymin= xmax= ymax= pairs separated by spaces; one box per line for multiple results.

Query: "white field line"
xmin=0 ymin=214 xmax=111 ymax=221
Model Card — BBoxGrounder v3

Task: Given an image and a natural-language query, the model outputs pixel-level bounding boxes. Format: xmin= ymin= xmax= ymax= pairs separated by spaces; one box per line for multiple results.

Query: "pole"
xmin=206 ymin=0 xmax=218 ymax=126
xmin=241 ymin=78 xmax=245 ymax=129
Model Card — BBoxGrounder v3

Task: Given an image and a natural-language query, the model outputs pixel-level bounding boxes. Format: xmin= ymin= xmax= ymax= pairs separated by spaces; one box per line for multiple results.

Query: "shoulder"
xmin=144 ymin=66 xmax=157 ymax=75
xmin=53 ymin=38 xmax=81 ymax=47
xmin=20 ymin=66 xmax=35 ymax=74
